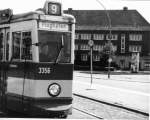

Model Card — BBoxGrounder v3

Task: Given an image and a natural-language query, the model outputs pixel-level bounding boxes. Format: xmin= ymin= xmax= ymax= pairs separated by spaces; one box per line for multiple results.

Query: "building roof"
xmin=64 ymin=8 xmax=150 ymax=31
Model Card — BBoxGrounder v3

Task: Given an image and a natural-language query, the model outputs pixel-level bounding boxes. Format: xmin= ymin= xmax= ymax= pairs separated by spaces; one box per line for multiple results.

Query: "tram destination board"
xmin=39 ymin=22 xmax=69 ymax=32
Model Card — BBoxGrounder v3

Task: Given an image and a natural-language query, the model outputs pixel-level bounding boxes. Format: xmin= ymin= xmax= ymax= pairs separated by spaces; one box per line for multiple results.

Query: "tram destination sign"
xmin=39 ymin=22 xmax=69 ymax=32
xmin=44 ymin=1 xmax=62 ymax=15
xmin=48 ymin=2 xmax=61 ymax=15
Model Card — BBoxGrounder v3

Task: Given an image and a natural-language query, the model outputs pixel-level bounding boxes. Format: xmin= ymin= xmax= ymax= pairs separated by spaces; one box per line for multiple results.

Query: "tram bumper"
xmin=36 ymin=104 xmax=72 ymax=113
xmin=30 ymin=104 xmax=72 ymax=117
xmin=29 ymin=98 xmax=73 ymax=116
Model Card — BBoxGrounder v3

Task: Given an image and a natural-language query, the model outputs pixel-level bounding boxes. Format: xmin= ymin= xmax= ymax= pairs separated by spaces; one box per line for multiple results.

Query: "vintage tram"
xmin=0 ymin=0 xmax=75 ymax=118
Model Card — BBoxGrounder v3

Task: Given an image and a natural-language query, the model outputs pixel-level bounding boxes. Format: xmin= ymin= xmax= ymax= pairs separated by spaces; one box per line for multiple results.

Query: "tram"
xmin=0 ymin=0 xmax=75 ymax=118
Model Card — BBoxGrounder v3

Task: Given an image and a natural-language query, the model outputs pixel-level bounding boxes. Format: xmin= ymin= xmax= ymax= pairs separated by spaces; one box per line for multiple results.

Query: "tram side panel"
xmin=5 ymin=20 xmax=38 ymax=112
xmin=6 ymin=63 xmax=73 ymax=114
xmin=7 ymin=62 xmax=73 ymax=97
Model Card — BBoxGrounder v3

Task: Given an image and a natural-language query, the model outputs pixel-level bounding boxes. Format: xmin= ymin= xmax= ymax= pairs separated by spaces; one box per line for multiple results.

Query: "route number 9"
xmin=51 ymin=5 xmax=57 ymax=14
xmin=48 ymin=3 xmax=61 ymax=15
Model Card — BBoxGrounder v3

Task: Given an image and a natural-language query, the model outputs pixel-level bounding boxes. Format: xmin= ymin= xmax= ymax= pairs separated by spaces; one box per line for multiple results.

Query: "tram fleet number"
xmin=38 ymin=67 xmax=51 ymax=74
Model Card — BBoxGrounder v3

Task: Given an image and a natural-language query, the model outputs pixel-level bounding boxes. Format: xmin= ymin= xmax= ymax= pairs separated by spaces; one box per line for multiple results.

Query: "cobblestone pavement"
xmin=71 ymin=95 xmax=149 ymax=120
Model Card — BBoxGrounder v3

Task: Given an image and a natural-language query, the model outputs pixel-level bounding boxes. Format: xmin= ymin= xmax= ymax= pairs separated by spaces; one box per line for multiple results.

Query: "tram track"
xmin=73 ymin=107 xmax=103 ymax=119
xmin=73 ymin=94 xmax=149 ymax=120
xmin=74 ymin=93 xmax=148 ymax=116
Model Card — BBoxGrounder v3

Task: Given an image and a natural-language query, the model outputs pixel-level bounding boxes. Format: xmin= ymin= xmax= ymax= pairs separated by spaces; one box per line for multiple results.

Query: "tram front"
xmin=30 ymin=2 xmax=75 ymax=117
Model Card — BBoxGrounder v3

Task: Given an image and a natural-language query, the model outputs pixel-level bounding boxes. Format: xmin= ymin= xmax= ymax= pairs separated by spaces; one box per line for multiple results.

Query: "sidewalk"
xmin=79 ymin=70 xmax=150 ymax=75
xmin=75 ymin=71 xmax=150 ymax=84
xmin=73 ymin=80 xmax=149 ymax=115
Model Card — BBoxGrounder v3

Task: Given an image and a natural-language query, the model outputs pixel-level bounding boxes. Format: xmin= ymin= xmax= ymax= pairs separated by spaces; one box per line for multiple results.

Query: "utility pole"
xmin=90 ymin=46 xmax=93 ymax=84
xmin=95 ymin=0 xmax=112 ymax=79
xmin=107 ymin=39 xmax=112 ymax=79
xmin=88 ymin=40 xmax=94 ymax=87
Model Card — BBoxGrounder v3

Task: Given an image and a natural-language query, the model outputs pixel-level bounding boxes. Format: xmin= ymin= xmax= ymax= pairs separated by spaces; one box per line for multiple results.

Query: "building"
xmin=64 ymin=7 xmax=150 ymax=70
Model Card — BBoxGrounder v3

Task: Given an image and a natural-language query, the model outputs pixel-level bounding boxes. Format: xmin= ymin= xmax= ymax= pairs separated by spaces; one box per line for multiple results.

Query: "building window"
xmin=93 ymin=55 xmax=100 ymax=61
xmin=80 ymin=44 xmax=90 ymax=50
xmin=144 ymin=62 xmax=150 ymax=69
xmin=113 ymin=45 xmax=117 ymax=52
xmin=93 ymin=34 xmax=104 ymax=40
xmin=129 ymin=34 xmax=142 ymax=41
xmin=81 ymin=54 xmax=88 ymax=61
xmin=121 ymin=49 xmax=125 ymax=53
xmin=106 ymin=34 xmax=118 ymax=40
xmin=80 ymin=34 xmax=91 ymax=40
xmin=121 ymin=34 xmax=125 ymax=53
xmin=93 ymin=45 xmax=104 ymax=51
xmin=75 ymin=44 xmax=78 ymax=50
xmin=75 ymin=33 xmax=79 ymax=40
xmin=129 ymin=45 xmax=142 ymax=52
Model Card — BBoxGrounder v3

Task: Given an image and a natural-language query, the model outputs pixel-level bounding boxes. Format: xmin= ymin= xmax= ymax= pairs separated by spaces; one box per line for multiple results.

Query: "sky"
xmin=0 ymin=0 xmax=150 ymax=23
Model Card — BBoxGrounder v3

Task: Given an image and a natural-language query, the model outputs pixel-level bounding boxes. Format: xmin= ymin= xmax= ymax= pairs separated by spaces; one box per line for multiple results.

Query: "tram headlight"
xmin=48 ymin=83 xmax=61 ymax=97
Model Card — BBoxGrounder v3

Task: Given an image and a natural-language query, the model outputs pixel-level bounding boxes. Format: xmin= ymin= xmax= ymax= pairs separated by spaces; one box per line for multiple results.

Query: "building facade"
xmin=64 ymin=8 xmax=150 ymax=70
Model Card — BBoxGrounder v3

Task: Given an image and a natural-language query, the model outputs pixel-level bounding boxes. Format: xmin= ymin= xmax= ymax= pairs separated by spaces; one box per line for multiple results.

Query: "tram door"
xmin=0 ymin=28 xmax=9 ymax=111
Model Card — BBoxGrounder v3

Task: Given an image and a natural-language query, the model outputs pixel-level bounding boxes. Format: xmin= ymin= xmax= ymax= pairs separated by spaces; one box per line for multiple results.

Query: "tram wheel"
xmin=58 ymin=114 xmax=67 ymax=118
xmin=47 ymin=113 xmax=67 ymax=119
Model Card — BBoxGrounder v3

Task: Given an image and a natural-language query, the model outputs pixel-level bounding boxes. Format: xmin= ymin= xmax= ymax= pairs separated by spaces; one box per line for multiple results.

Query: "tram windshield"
xmin=38 ymin=30 xmax=71 ymax=63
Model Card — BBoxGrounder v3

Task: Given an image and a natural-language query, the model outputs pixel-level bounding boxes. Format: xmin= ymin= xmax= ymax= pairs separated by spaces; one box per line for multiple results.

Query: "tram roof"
xmin=13 ymin=11 xmax=74 ymax=22
xmin=0 ymin=10 xmax=75 ymax=24
xmin=11 ymin=11 xmax=40 ymax=22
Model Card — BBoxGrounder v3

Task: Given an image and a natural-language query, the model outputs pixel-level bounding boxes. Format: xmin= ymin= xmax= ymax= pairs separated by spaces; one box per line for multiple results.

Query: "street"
xmin=73 ymin=71 xmax=150 ymax=114
xmin=74 ymin=71 xmax=149 ymax=93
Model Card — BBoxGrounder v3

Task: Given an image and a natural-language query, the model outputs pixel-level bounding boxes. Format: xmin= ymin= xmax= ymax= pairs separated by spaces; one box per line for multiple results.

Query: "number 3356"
xmin=38 ymin=67 xmax=51 ymax=74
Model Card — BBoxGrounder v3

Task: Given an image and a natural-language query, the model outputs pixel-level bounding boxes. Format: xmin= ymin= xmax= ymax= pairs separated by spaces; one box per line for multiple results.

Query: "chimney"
xmin=123 ymin=7 xmax=128 ymax=11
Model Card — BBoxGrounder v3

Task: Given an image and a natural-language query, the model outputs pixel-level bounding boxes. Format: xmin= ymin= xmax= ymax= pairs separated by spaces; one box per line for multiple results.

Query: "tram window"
xmin=59 ymin=33 xmax=71 ymax=63
xmin=12 ymin=31 xmax=32 ymax=60
xmin=6 ymin=32 xmax=9 ymax=60
xmin=21 ymin=32 xmax=32 ymax=60
xmin=12 ymin=32 xmax=21 ymax=59
xmin=0 ymin=32 xmax=3 ymax=60
xmin=38 ymin=30 xmax=71 ymax=63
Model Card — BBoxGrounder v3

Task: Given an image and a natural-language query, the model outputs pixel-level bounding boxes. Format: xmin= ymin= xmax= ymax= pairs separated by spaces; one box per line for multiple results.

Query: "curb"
xmin=78 ymin=71 xmax=150 ymax=75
